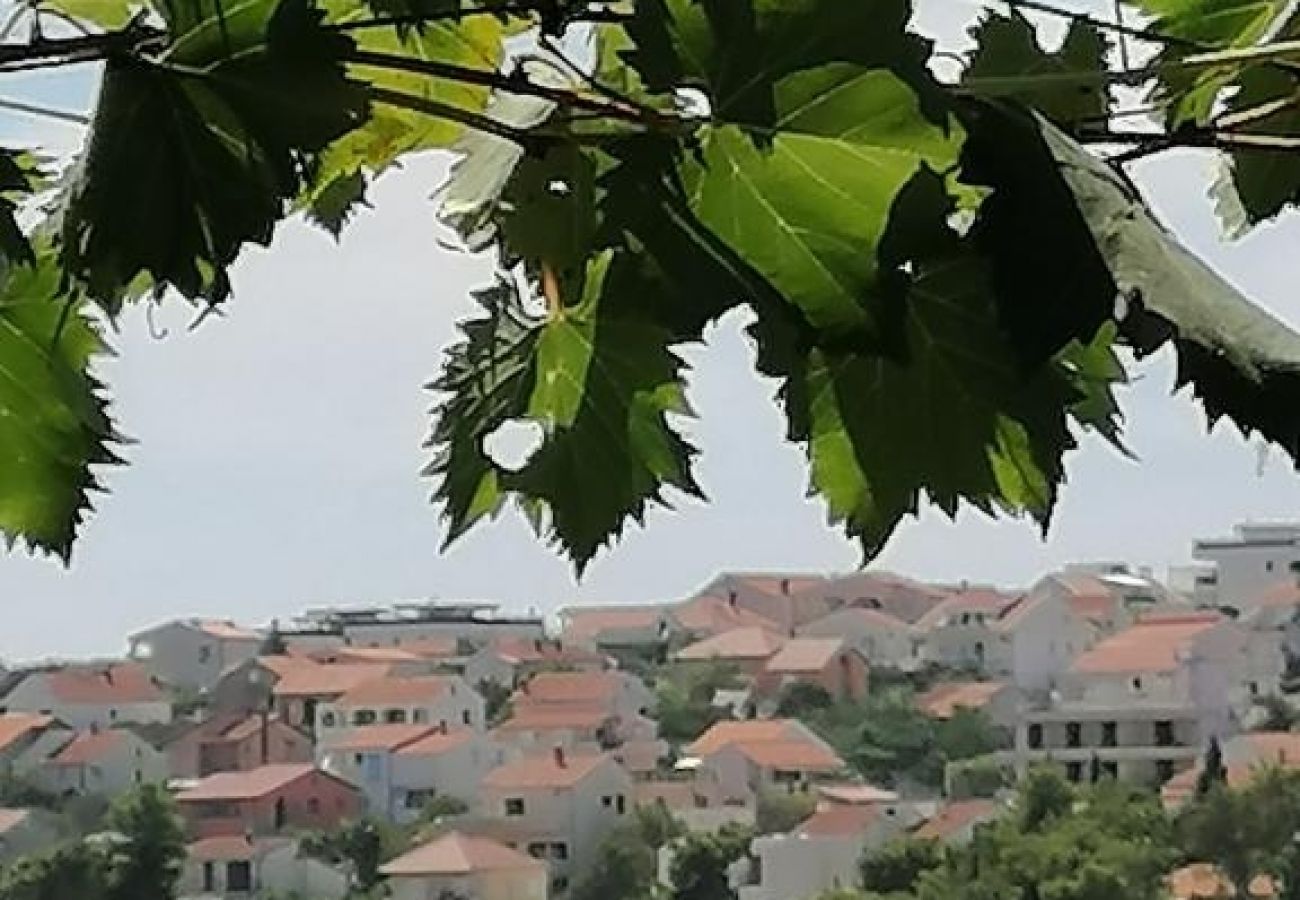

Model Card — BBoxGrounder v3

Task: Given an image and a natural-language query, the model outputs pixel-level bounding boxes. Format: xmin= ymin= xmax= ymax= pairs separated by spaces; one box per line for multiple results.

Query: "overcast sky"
xmin=2 ymin=0 xmax=1300 ymax=661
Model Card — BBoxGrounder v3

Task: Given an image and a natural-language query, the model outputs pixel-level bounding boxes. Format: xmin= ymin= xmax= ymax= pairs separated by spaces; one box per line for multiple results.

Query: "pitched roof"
xmin=916 ymin=590 xmax=1019 ymax=630
xmin=916 ymin=682 xmax=1008 ymax=720
xmin=482 ymin=751 xmax=613 ymax=790
xmin=270 ymin=664 xmax=390 ymax=698
xmin=673 ymin=594 xmax=779 ymax=635
xmin=45 ymin=663 xmax=163 ymax=704
xmin=685 ymin=720 xmax=805 ymax=757
xmin=817 ymin=783 xmax=898 ymax=805
xmin=1167 ymin=863 xmax=1277 ymax=899
xmin=324 ymin=647 xmax=425 ymax=664
xmin=187 ymin=835 xmax=288 ymax=862
xmin=676 ymin=627 xmax=786 ymax=662
xmin=814 ymin=571 xmax=948 ymax=624
xmin=796 ymin=803 xmax=880 ymax=837
xmin=731 ymin=739 xmax=843 ymax=771
xmin=1239 ymin=731 xmax=1300 ymax=766
xmin=1161 ymin=764 xmax=1256 ymax=810
xmin=633 ymin=780 xmax=697 ymax=809
xmin=253 ymin=655 xmax=320 ymax=681
xmin=394 ymin=728 xmax=474 ymax=757
xmin=51 ymin=730 xmax=127 ymax=766
xmin=494 ymin=706 xmax=612 ymax=733
xmin=763 ymin=638 xmax=847 ymax=674
xmin=334 ymin=676 xmax=456 ymax=707
xmin=515 ymin=671 xmax=626 ymax=705
xmin=177 ymin=764 xmax=327 ymax=801
xmin=1072 ymin=613 xmax=1223 ymax=674
xmin=797 ymin=606 xmax=910 ymax=636
xmin=0 ymin=809 xmax=30 ymax=835
xmin=326 ymin=724 xmax=437 ymax=752
xmin=196 ymin=621 xmax=261 ymax=642
xmin=562 ymin=606 xmax=668 ymax=642
xmin=913 ymin=799 xmax=999 ymax=841
xmin=0 ymin=713 xmax=55 ymax=753
xmin=397 ymin=636 xmax=460 ymax=659
xmin=380 ymin=831 xmax=543 ymax=876
xmin=490 ymin=638 xmax=606 ymax=669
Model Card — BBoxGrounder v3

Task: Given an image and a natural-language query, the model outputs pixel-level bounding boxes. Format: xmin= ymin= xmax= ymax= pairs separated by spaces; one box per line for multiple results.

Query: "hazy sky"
xmin=3 ymin=0 xmax=1300 ymax=661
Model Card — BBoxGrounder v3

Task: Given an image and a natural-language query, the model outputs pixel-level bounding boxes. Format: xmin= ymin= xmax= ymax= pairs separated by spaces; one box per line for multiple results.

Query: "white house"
xmin=380 ymin=830 xmax=548 ymax=900
xmin=319 ymin=724 xmax=501 ymax=822
xmin=559 ymin=605 xmax=679 ymax=651
xmin=1192 ymin=522 xmax=1300 ymax=612
xmin=180 ymin=835 xmax=349 ymax=899
xmin=314 ymin=675 xmax=484 ymax=737
xmin=477 ymin=749 xmax=633 ymax=895
xmin=0 ymin=663 xmax=170 ymax=730
xmin=128 ymin=619 xmax=262 ymax=692
xmin=513 ymin=671 xmax=655 ymax=725
xmin=41 ymin=728 xmax=168 ymax=796
xmin=0 ymin=713 xmax=73 ymax=778
xmin=797 ymin=607 xmax=919 ymax=671
xmin=1003 ymin=612 xmax=1253 ymax=785
xmin=685 ymin=720 xmax=845 ymax=807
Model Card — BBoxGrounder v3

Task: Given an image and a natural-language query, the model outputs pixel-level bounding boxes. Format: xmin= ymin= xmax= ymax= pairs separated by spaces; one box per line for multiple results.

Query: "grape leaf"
xmin=429 ymin=251 xmax=702 ymax=570
xmin=40 ymin=0 xmax=138 ymax=28
xmin=0 ymin=252 xmax=121 ymax=559
xmin=59 ymin=0 xmax=368 ymax=307
xmin=1212 ymin=64 xmax=1300 ymax=231
xmin=0 ymin=151 xmax=43 ymax=269
xmin=964 ymin=12 xmax=1111 ymax=129
xmin=1127 ymin=0 xmax=1293 ymax=125
xmin=679 ymin=62 xmax=967 ymax=338
xmin=753 ymin=170 xmax=1087 ymax=557
xmin=306 ymin=169 xmax=369 ymax=237
xmin=1041 ymin=117 xmax=1300 ymax=460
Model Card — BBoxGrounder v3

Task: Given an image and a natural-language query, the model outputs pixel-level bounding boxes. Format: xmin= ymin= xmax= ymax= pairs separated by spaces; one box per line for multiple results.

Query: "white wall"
xmin=1 ymin=677 xmax=171 ymax=730
xmin=129 ymin=623 xmax=261 ymax=692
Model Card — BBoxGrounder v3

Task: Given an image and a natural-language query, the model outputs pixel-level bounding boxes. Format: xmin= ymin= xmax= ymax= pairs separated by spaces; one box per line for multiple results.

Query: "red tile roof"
xmin=46 ymin=663 xmax=163 ymax=704
xmin=254 ymin=655 xmax=320 ymax=681
xmin=815 ymin=572 xmax=948 ymax=624
xmin=380 ymin=831 xmax=543 ymax=876
xmin=0 ymin=809 xmax=30 ymax=835
xmin=563 ymin=606 xmax=667 ymax=642
xmin=494 ymin=706 xmax=612 ymax=733
xmin=673 ymin=595 xmax=779 ymax=635
xmin=917 ymin=682 xmax=1008 ymax=720
xmin=817 ymin=783 xmax=898 ymax=804
xmin=764 ymin=638 xmax=846 ymax=674
xmin=1072 ymin=613 xmax=1223 ymax=674
xmin=916 ymin=590 xmax=1019 ymax=630
xmin=514 ymin=671 xmax=626 ymax=706
xmin=797 ymin=803 xmax=879 ymax=837
xmin=271 ymin=664 xmax=391 ymax=698
xmin=334 ymin=676 xmax=456 ymax=707
xmin=482 ymin=751 xmax=612 ymax=790
xmin=1255 ymin=581 xmax=1300 ymax=609
xmin=177 ymin=764 xmax=325 ymax=801
xmin=51 ymin=730 xmax=125 ymax=766
xmin=397 ymin=637 xmax=460 ymax=659
xmin=685 ymin=720 xmax=804 ymax=757
xmin=732 ymin=740 xmax=843 ymax=771
xmin=1240 ymin=731 xmax=1300 ymax=766
xmin=395 ymin=728 xmax=474 ymax=757
xmin=324 ymin=647 xmax=425 ymax=664
xmin=913 ymin=799 xmax=999 ymax=841
xmin=187 ymin=835 xmax=269 ymax=862
xmin=326 ymin=724 xmax=436 ymax=752
xmin=0 ymin=713 xmax=55 ymax=753
xmin=799 ymin=607 xmax=910 ymax=635
xmin=196 ymin=621 xmax=261 ymax=642
xmin=686 ymin=719 xmax=843 ymax=770
xmin=490 ymin=638 xmax=606 ymax=669
xmin=677 ymin=627 xmax=786 ymax=662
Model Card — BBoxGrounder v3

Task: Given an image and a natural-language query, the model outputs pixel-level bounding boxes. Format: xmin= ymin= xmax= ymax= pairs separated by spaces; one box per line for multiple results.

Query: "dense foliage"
xmin=4 ymin=0 xmax=1300 ymax=567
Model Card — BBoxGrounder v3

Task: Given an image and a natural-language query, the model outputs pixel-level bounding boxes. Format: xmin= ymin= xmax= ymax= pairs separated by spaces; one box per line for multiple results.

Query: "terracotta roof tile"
xmin=397 ymin=637 xmax=461 ymax=659
xmin=254 ymin=655 xmax=320 ymax=680
xmin=177 ymin=764 xmax=323 ymax=801
xmin=797 ymin=803 xmax=879 ymax=836
xmin=677 ymin=627 xmax=786 ymax=662
xmin=798 ymin=607 xmax=910 ymax=636
xmin=482 ymin=751 xmax=612 ymax=789
xmin=0 ymin=713 xmax=55 ymax=754
xmin=817 ymin=784 xmax=898 ymax=804
xmin=326 ymin=724 xmax=437 ymax=752
xmin=673 ymin=595 xmax=779 ymax=635
xmin=685 ymin=720 xmax=802 ymax=757
xmin=917 ymin=682 xmax=1008 ymax=720
xmin=913 ymin=799 xmax=999 ymax=841
xmin=187 ymin=835 xmax=274 ymax=862
xmin=324 ymin=647 xmax=425 ymax=664
xmin=515 ymin=671 xmax=625 ymax=705
xmin=334 ymin=676 xmax=457 ymax=707
xmin=1240 ymin=731 xmax=1300 ymax=766
xmin=763 ymin=638 xmax=846 ymax=674
xmin=917 ymin=591 xmax=1019 ymax=630
xmin=51 ymin=730 xmax=126 ymax=765
xmin=494 ymin=706 xmax=612 ymax=733
xmin=271 ymin=664 xmax=391 ymax=698
xmin=46 ymin=663 xmax=163 ymax=704
xmin=732 ymin=740 xmax=843 ymax=771
xmin=814 ymin=572 xmax=948 ymax=624
xmin=380 ymin=831 xmax=543 ymax=876
xmin=196 ymin=621 xmax=261 ymax=642
xmin=1072 ymin=614 xmax=1223 ymax=674
xmin=395 ymin=728 xmax=474 ymax=757
xmin=563 ymin=606 xmax=668 ymax=642
xmin=0 ymin=809 xmax=29 ymax=834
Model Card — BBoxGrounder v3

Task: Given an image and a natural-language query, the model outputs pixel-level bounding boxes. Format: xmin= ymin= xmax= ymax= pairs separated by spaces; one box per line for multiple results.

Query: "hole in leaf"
xmin=546 ymin=178 xmax=571 ymax=196
xmin=674 ymin=87 xmax=712 ymax=119
xmin=483 ymin=419 xmax=544 ymax=472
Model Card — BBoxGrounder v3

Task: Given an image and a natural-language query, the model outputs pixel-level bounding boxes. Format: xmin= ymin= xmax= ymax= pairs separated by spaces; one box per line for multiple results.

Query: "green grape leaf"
xmin=40 ymin=0 xmax=138 ymax=28
xmin=0 ymin=252 xmax=121 ymax=560
xmin=679 ymin=62 xmax=967 ymax=338
xmin=306 ymin=169 xmax=369 ymax=237
xmin=753 ymin=170 xmax=1086 ymax=557
xmin=0 ymin=150 xmax=44 ymax=269
xmin=58 ymin=0 xmax=368 ymax=308
xmin=1127 ymin=0 xmax=1292 ymax=126
xmin=1041 ymin=116 xmax=1300 ymax=461
xmin=429 ymin=251 xmax=702 ymax=571
xmin=963 ymin=12 xmax=1111 ymax=129
xmin=1213 ymin=64 xmax=1300 ymax=231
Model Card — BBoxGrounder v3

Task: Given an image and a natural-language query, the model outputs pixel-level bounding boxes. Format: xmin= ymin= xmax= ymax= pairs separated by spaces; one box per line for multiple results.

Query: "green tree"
xmin=860 ymin=838 xmax=945 ymax=894
xmin=476 ymin=679 xmax=513 ymax=726
xmin=0 ymin=842 xmax=110 ymax=900
xmin=1258 ymin=695 xmax=1299 ymax=732
xmin=775 ymin=682 xmax=834 ymax=717
xmin=572 ymin=804 xmax=684 ymax=900
xmin=667 ymin=824 xmax=753 ymax=900
xmin=755 ymin=789 xmax=818 ymax=835
xmin=946 ymin=758 xmax=1009 ymax=800
xmin=1196 ymin=737 xmax=1228 ymax=797
xmin=103 ymin=783 xmax=185 ymax=900
xmin=1017 ymin=766 xmax=1074 ymax=831
xmin=0 ymin=0 xmax=1298 ymax=579
xmin=933 ymin=709 xmax=1000 ymax=761
xmin=301 ymin=818 xmax=406 ymax=891
xmin=655 ymin=662 xmax=743 ymax=745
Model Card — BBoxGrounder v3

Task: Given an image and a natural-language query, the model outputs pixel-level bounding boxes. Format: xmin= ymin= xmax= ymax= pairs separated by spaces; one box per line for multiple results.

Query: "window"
xmin=273 ymin=797 xmax=287 ymax=830
xmin=552 ymin=877 xmax=570 ymax=893
xmin=602 ymin=795 xmax=612 ymax=808
xmin=1155 ymin=721 xmax=1175 ymax=748
xmin=353 ymin=710 xmax=377 ymax=726
xmin=321 ymin=712 xmax=336 ymax=727
xmin=551 ymin=843 xmax=569 ymax=860
xmin=1102 ymin=722 xmax=1117 ymax=748
xmin=1155 ymin=759 xmax=1176 ymax=783
xmin=1027 ymin=723 xmax=1043 ymax=750
xmin=1268 ymin=560 xmax=1276 ymax=572
xmin=616 ymin=794 xmax=626 ymax=814
xmin=307 ymin=797 xmax=320 ymax=814
xmin=383 ymin=709 xmax=407 ymax=724
xmin=1131 ymin=677 xmax=1144 ymax=692
xmin=413 ymin=709 xmax=428 ymax=723
xmin=505 ymin=798 xmax=525 ymax=816
xmin=353 ymin=754 xmax=364 ymax=766
xmin=109 ymin=709 xmax=118 ymax=721
xmin=202 ymin=862 xmax=215 ymax=893
xmin=1250 ymin=681 xmax=1260 ymax=697
xmin=462 ymin=709 xmax=472 ymax=725
xmin=198 ymin=646 xmax=212 ymax=664
xmin=1065 ymin=761 xmax=1083 ymax=782
xmin=226 ymin=861 xmax=252 ymax=893
xmin=1066 ymin=722 xmax=1082 ymax=748
xmin=405 ymin=789 xmax=434 ymax=809
xmin=1102 ymin=761 xmax=1119 ymax=779
xmin=527 ymin=842 xmax=547 ymax=859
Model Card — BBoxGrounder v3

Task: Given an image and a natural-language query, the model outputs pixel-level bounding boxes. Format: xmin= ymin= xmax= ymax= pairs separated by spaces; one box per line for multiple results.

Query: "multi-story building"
xmin=684 ymin=720 xmax=846 ymax=807
xmin=127 ymin=619 xmax=262 ymax=692
xmin=314 ymin=675 xmax=484 ymax=737
xmin=293 ymin=601 xmax=545 ymax=649
xmin=41 ymin=728 xmax=168 ymax=796
xmin=176 ymin=764 xmax=362 ymax=838
xmin=0 ymin=663 xmax=170 ymax=730
xmin=1002 ymin=612 xmax=1252 ymax=786
xmin=1192 ymin=522 xmax=1300 ymax=612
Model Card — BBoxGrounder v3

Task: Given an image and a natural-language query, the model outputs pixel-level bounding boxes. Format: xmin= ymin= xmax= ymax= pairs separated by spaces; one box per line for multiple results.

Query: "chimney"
xmin=553 ymin=746 xmax=566 ymax=768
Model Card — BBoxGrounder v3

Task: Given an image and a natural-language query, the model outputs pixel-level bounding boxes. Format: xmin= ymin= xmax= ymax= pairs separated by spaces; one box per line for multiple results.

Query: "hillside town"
xmin=4 ymin=522 xmax=1300 ymax=899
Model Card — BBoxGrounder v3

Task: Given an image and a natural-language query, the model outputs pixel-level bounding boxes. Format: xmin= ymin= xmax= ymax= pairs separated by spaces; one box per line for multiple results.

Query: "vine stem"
xmin=369 ymin=84 xmax=545 ymax=151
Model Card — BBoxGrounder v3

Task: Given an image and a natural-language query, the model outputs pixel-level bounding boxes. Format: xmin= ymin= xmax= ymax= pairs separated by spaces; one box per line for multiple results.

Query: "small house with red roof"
xmin=128 ymin=618 xmax=263 ymax=692
xmin=797 ymin=606 xmax=919 ymax=672
xmin=315 ymin=674 xmax=484 ymax=739
xmin=1007 ymin=611 xmax=1249 ymax=785
xmin=558 ymin=604 xmax=680 ymax=652
xmin=167 ymin=712 xmax=313 ymax=779
xmin=464 ymin=637 xmax=607 ymax=689
xmin=176 ymin=763 xmax=362 ymax=838
xmin=675 ymin=627 xmax=788 ymax=676
xmin=685 ymin=720 xmax=845 ymax=807
xmin=180 ymin=835 xmax=349 ymax=899
xmin=42 ymin=727 xmax=167 ymax=796
xmin=269 ymin=662 xmax=393 ymax=731
xmin=380 ymin=831 xmax=547 ymax=900
xmin=912 ymin=798 xmax=1001 ymax=844
xmin=476 ymin=748 xmax=632 ymax=892
xmin=756 ymin=637 xmax=868 ymax=702
xmin=1162 ymin=731 xmax=1300 ymax=811
xmin=0 ymin=713 xmax=71 ymax=779
xmin=0 ymin=662 xmax=169 ymax=730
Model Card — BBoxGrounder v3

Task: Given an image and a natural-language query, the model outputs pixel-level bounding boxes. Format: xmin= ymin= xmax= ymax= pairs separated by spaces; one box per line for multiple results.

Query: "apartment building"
xmin=294 ymin=601 xmax=544 ymax=649
xmin=315 ymin=675 xmax=484 ymax=736
xmin=1002 ymin=613 xmax=1249 ymax=786
xmin=1192 ymin=522 xmax=1300 ymax=612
